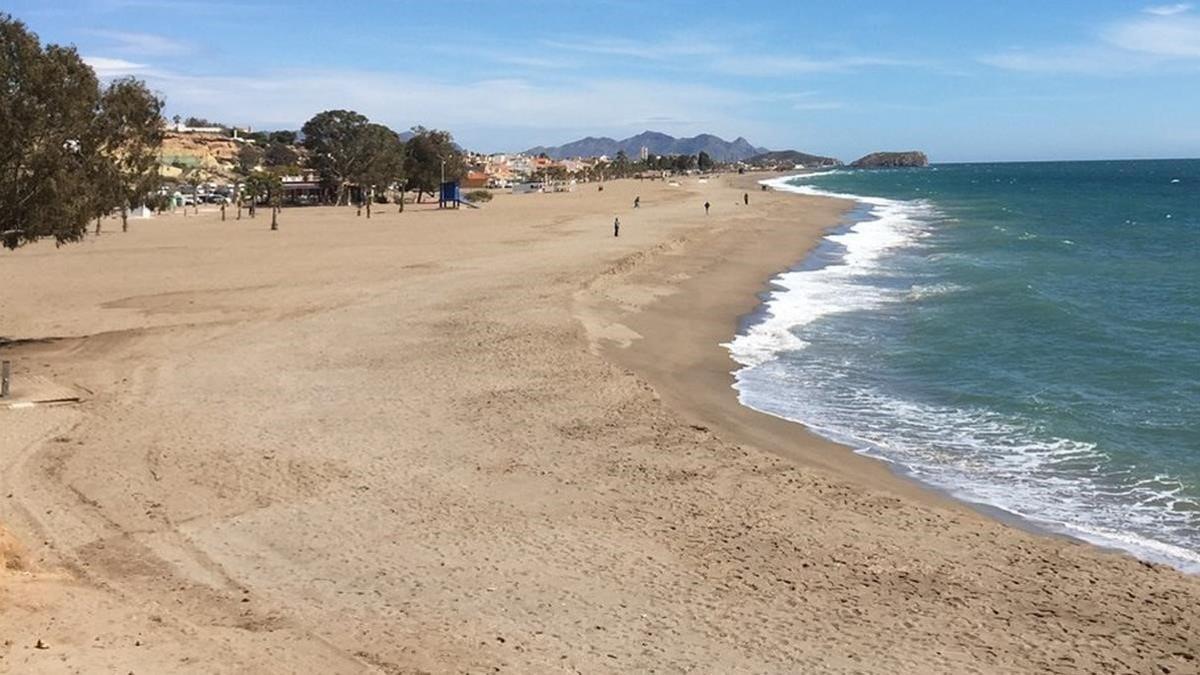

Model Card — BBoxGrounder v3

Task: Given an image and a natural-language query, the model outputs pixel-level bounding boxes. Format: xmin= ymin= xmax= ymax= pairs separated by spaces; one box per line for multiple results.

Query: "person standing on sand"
xmin=744 ymin=193 xmax=749 ymax=205
xmin=614 ymin=217 xmax=620 ymax=237
xmin=634 ymin=196 xmax=640 ymax=208
xmin=704 ymin=201 xmax=710 ymax=215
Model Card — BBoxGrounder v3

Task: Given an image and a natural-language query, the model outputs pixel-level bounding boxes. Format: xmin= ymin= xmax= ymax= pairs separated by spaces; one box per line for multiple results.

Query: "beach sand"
xmin=0 ymin=177 xmax=1197 ymax=673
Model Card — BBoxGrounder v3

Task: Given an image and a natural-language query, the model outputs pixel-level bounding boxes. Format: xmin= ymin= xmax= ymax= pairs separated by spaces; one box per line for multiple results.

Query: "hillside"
xmin=526 ymin=131 xmax=768 ymax=162
xmin=745 ymin=150 xmax=842 ymax=169
xmin=158 ymin=131 xmax=242 ymax=180
xmin=850 ymin=151 xmax=929 ymax=168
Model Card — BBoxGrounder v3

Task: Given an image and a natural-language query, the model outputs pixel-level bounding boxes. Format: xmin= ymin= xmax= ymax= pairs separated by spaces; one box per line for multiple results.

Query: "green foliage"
xmin=300 ymin=110 xmax=407 ymax=205
xmin=237 ymin=144 xmax=264 ymax=176
xmin=404 ymin=126 xmax=464 ymax=199
xmin=242 ymin=170 xmax=281 ymax=202
xmin=0 ymin=14 xmax=163 ymax=249
xmin=356 ymin=123 xmax=406 ymax=193
xmin=464 ymin=189 xmax=493 ymax=203
xmin=613 ymin=149 xmax=630 ymax=177
xmin=697 ymin=150 xmax=714 ymax=171
xmin=184 ymin=116 xmax=224 ymax=129
xmin=301 ymin=109 xmax=370 ymax=203
xmin=97 ymin=77 xmax=165 ymax=230
xmin=263 ymin=140 xmax=299 ymax=168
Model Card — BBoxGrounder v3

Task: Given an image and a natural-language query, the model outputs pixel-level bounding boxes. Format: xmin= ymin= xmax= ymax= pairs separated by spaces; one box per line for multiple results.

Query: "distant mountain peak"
xmin=525 ymin=131 xmax=768 ymax=162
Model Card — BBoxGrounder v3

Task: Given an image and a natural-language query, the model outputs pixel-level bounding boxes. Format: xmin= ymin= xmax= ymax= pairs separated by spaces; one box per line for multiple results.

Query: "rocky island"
xmin=850 ymin=151 xmax=929 ymax=168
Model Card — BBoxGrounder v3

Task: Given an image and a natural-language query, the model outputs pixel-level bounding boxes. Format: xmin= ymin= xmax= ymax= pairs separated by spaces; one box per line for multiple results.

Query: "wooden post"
xmin=1 ymin=360 xmax=10 ymax=398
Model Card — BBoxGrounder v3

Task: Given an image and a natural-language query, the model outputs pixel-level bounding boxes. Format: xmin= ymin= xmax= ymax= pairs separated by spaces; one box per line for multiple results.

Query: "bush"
xmin=465 ymin=189 xmax=493 ymax=203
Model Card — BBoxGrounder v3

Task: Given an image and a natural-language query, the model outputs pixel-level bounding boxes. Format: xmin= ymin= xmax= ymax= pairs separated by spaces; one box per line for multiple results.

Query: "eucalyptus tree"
xmin=301 ymin=109 xmax=371 ymax=205
xmin=1 ymin=15 xmax=161 ymax=249
xmin=355 ymin=123 xmax=406 ymax=218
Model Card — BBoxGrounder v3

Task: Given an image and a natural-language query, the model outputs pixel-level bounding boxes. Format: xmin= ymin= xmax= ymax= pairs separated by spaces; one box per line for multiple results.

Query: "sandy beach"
xmin=1 ymin=176 xmax=1198 ymax=673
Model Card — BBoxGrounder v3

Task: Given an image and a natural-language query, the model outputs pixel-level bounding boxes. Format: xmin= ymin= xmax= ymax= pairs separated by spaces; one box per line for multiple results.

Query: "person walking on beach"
xmin=613 ymin=217 xmax=620 ymax=237
xmin=704 ymin=201 xmax=711 ymax=215
xmin=744 ymin=192 xmax=749 ymax=205
xmin=634 ymin=196 xmax=640 ymax=208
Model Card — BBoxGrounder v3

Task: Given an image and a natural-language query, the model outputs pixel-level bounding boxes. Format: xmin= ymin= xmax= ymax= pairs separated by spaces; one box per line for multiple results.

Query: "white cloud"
xmin=981 ymin=10 xmax=1200 ymax=73
xmin=87 ymin=62 xmax=766 ymax=149
xmin=1103 ymin=15 xmax=1200 ymax=57
xmin=88 ymin=30 xmax=191 ymax=56
xmin=711 ymin=54 xmax=914 ymax=76
xmin=83 ymin=56 xmax=149 ymax=77
xmin=978 ymin=47 xmax=1148 ymax=74
xmin=542 ymin=35 xmax=910 ymax=77
xmin=1144 ymin=3 xmax=1193 ymax=15
xmin=542 ymin=36 xmax=720 ymax=61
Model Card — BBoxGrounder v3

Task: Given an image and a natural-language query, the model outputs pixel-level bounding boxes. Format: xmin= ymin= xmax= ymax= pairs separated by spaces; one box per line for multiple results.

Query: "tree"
xmin=301 ymin=109 xmax=371 ymax=204
xmin=95 ymin=77 xmax=165 ymax=232
xmin=354 ymin=124 xmax=405 ymax=218
xmin=242 ymin=171 xmax=276 ymax=220
xmin=268 ymin=130 xmax=297 ymax=145
xmin=0 ymin=14 xmax=161 ymax=249
xmin=697 ymin=151 xmax=714 ymax=172
xmin=263 ymin=141 xmax=298 ymax=168
xmin=237 ymin=144 xmax=264 ymax=175
xmin=232 ymin=144 xmax=264 ymax=219
xmin=613 ymin=150 xmax=630 ymax=177
xmin=403 ymin=126 xmax=464 ymax=202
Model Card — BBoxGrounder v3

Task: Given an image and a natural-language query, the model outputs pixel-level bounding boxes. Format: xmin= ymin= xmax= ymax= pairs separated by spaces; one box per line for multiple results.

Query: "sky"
xmin=7 ymin=0 xmax=1200 ymax=162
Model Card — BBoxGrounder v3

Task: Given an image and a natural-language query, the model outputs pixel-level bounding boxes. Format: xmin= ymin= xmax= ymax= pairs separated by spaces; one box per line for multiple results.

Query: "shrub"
xmin=465 ymin=189 xmax=493 ymax=203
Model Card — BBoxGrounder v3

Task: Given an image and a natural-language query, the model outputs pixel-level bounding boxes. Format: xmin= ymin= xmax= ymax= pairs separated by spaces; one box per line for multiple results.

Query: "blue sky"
xmin=8 ymin=0 xmax=1200 ymax=161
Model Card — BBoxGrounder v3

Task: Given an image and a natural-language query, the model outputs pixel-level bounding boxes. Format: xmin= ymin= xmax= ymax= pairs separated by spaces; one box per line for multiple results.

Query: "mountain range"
xmin=525 ymin=131 xmax=768 ymax=162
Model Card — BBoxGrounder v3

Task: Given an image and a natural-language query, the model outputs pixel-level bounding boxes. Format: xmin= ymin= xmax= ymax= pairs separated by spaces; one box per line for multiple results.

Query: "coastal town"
xmin=151 ymin=118 xmax=853 ymax=210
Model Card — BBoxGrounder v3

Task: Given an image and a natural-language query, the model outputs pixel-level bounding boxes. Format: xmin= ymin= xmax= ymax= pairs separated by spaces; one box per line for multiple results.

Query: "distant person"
xmin=744 ymin=192 xmax=749 ymax=205
xmin=614 ymin=217 xmax=620 ymax=237
xmin=634 ymin=196 xmax=640 ymax=208
xmin=598 ymin=185 xmax=604 ymax=192
xmin=704 ymin=201 xmax=711 ymax=215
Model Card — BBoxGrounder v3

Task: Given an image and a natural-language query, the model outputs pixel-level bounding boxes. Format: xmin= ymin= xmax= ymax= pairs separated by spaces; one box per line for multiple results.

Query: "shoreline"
xmin=720 ymin=175 xmax=1082 ymax=542
xmin=2 ymin=175 xmax=1198 ymax=671
xmin=724 ymin=173 xmax=1194 ymax=567
xmin=594 ymin=174 xmax=982 ymax=512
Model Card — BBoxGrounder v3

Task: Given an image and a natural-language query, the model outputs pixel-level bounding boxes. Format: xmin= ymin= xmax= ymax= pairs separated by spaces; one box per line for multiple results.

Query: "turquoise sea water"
xmin=726 ymin=160 xmax=1200 ymax=571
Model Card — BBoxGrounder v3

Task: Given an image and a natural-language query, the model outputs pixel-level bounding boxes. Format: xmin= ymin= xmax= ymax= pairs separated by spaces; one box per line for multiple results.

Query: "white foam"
xmin=728 ymin=172 xmax=1200 ymax=573
xmin=725 ymin=175 xmax=932 ymax=367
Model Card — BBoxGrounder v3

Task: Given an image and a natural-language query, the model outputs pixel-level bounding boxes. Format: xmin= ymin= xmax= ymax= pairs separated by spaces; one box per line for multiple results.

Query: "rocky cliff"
xmin=850 ymin=151 xmax=929 ymax=168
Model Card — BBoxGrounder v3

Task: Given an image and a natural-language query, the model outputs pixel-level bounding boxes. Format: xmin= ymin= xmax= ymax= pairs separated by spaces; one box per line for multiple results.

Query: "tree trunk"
xmin=121 ymin=202 xmax=129 ymax=232
xmin=271 ymin=206 xmax=278 ymax=231
xmin=94 ymin=215 xmax=101 ymax=235
xmin=398 ymin=190 xmax=404 ymax=213
xmin=366 ymin=190 xmax=372 ymax=219
xmin=221 ymin=202 xmax=226 ymax=221
xmin=250 ymin=201 xmax=256 ymax=218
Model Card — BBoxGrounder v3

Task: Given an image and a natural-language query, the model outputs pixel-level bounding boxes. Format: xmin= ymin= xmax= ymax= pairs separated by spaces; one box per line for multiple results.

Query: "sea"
xmin=726 ymin=160 xmax=1200 ymax=572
